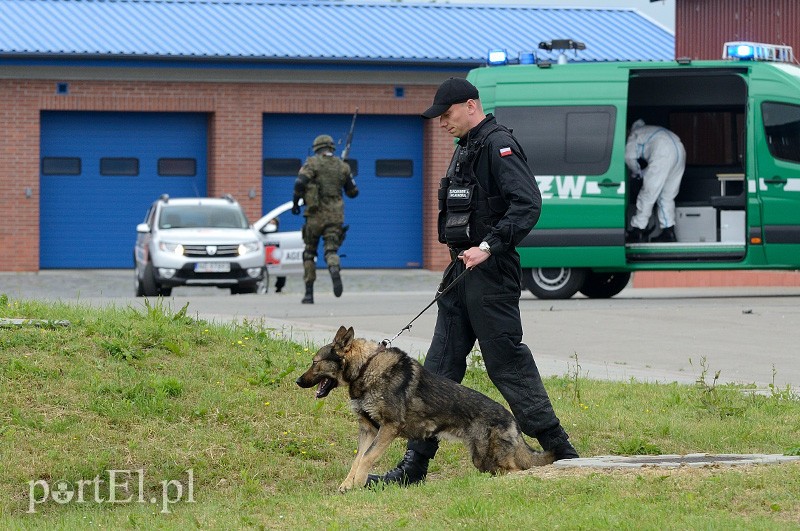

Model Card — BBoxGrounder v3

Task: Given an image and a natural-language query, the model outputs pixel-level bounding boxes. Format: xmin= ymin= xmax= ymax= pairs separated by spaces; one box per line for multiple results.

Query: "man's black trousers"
xmin=408 ymin=251 xmax=571 ymax=457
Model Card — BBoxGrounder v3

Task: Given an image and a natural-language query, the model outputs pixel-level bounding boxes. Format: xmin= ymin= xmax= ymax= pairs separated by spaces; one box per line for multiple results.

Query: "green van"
xmin=467 ymin=42 xmax=800 ymax=299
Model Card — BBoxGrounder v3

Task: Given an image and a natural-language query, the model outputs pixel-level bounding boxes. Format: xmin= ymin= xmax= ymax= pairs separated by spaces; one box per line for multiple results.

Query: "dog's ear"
xmin=333 ymin=326 xmax=355 ymax=350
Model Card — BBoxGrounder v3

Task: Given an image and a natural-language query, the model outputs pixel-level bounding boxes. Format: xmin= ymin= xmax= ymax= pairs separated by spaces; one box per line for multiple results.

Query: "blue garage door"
xmin=40 ymin=112 xmax=207 ymax=268
xmin=263 ymin=114 xmax=423 ymax=268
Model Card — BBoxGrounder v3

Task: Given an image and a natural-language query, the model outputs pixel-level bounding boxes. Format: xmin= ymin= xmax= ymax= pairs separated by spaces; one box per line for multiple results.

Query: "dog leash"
xmin=381 ymin=262 xmax=470 ymax=347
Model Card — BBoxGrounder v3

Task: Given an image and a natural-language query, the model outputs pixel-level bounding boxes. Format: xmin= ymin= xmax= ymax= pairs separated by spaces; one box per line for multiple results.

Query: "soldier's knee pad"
xmin=325 ymin=252 xmax=340 ymax=267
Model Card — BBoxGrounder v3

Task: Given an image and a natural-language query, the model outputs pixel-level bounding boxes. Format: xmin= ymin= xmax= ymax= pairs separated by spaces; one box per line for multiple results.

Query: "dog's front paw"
xmin=338 ymin=479 xmax=355 ymax=493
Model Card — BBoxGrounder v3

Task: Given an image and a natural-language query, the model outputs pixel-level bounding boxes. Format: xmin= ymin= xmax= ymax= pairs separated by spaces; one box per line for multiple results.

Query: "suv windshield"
xmin=158 ymin=205 xmax=249 ymax=229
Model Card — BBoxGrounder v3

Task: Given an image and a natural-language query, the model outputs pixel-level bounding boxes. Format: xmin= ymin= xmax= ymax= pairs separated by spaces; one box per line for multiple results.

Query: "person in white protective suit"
xmin=625 ymin=119 xmax=686 ymax=242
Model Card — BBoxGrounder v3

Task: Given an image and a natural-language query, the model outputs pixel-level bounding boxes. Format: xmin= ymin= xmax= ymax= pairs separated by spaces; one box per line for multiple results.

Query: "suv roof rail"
xmin=222 ymin=193 xmax=236 ymax=203
xmin=159 ymin=193 xmax=169 ymax=202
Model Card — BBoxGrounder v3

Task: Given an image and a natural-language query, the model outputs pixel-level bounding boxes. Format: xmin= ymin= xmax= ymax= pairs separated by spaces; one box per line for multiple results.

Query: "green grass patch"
xmin=1 ymin=295 xmax=798 ymax=529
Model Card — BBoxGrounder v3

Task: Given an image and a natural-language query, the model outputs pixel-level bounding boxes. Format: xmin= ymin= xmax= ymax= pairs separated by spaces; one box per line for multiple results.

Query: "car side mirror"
xmin=136 ymin=223 xmax=151 ymax=234
xmin=263 ymin=221 xmax=278 ymax=234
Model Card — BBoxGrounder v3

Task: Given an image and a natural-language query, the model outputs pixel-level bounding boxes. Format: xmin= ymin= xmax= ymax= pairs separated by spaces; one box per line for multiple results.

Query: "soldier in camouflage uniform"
xmin=292 ymin=134 xmax=359 ymax=304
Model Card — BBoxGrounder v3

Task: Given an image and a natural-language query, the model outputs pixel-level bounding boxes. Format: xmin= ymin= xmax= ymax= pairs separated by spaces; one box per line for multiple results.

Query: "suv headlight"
xmin=158 ymin=241 xmax=185 ymax=255
xmin=238 ymin=241 xmax=261 ymax=256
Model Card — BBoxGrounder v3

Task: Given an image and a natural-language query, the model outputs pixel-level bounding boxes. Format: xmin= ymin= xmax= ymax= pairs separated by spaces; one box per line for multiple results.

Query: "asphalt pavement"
xmin=3 ymin=268 xmax=800 ymax=392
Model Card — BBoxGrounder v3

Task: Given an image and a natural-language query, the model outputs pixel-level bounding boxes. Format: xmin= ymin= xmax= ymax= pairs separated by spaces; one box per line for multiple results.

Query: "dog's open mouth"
xmin=316 ymin=377 xmax=337 ymax=399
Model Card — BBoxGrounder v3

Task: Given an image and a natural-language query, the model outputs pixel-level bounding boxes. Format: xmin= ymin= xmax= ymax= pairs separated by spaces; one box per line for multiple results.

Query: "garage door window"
xmin=376 ymin=159 xmax=413 ymax=177
xmin=345 ymin=159 xmax=358 ymax=176
xmin=263 ymin=158 xmax=302 ymax=176
xmin=42 ymin=157 xmax=81 ymax=175
xmin=100 ymin=157 xmax=139 ymax=176
xmin=158 ymin=158 xmax=196 ymax=176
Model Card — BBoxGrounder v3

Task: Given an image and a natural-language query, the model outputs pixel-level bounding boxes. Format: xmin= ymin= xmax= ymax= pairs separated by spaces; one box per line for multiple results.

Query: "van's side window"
xmin=762 ymin=102 xmax=800 ymax=164
xmin=495 ymin=106 xmax=616 ymax=175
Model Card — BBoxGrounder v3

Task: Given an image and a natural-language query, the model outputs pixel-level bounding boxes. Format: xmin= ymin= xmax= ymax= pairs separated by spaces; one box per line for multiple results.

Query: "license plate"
xmin=195 ymin=262 xmax=231 ymax=273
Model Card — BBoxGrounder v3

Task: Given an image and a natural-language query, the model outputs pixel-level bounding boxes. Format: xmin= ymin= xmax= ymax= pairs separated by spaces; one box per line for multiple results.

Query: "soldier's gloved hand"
xmin=291 ymin=201 xmax=301 ymax=215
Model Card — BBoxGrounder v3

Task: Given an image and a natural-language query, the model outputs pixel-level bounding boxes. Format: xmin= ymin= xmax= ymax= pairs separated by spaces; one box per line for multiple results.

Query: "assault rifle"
xmin=341 ymin=107 xmax=359 ymax=161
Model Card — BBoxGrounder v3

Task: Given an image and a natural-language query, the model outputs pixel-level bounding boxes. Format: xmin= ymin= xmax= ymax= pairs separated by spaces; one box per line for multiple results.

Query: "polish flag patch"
xmin=499 ymin=146 xmax=513 ymax=157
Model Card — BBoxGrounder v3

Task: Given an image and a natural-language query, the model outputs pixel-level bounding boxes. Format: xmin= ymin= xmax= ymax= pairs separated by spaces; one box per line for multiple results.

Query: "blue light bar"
xmin=487 ymin=49 xmax=508 ymax=66
xmin=727 ymin=44 xmax=755 ymax=60
xmin=723 ymin=41 xmax=795 ymax=63
xmin=519 ymin=52 xmax=536 ymax=64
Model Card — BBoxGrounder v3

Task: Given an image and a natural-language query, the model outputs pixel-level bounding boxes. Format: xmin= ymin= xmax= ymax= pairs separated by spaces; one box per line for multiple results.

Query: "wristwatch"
xmin=479 ymin=241 xmax=492 ymax=255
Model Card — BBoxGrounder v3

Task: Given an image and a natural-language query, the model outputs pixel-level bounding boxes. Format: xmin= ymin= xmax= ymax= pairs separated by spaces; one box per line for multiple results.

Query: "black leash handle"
xmin=381 ymin=264 xmax=470 ymax=347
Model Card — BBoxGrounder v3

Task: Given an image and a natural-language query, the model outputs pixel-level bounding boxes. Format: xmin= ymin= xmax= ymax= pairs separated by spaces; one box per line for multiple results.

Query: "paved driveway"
xmin=3 ymin=269 xmax=799 ymax=391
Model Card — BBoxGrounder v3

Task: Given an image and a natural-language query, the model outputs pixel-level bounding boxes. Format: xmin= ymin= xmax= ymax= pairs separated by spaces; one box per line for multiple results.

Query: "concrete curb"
xmin=554 ymin=453 xmax=800 ymax=469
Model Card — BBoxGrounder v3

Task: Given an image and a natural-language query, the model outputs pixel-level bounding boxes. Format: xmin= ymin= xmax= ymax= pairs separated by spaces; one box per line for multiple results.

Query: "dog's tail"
xmin=516 ymin=442 xmax=556 ymax=468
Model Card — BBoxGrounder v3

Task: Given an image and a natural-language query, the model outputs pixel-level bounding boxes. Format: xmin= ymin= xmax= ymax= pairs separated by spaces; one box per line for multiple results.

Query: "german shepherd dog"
xmin=296 ymin=326 xmax=554 ymax=492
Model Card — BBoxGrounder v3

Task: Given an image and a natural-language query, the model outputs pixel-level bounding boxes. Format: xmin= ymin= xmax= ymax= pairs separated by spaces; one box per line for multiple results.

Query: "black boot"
xmin=538 ymin=426 xmax=579 ymax=461
xmin=650 ymin=226 xmax=677 ymax=242
xmin=274 ymin=276 xmax=286 ymax=293
xmin=365 ymin=449 xmax=429 ymax=488
xmin=301 ymin=282 xmax=313 ymax=304
xmin=329 ymin=265 xmax=343 ymax=298
xmin=552 ymin=440 xmax=580 ymax=461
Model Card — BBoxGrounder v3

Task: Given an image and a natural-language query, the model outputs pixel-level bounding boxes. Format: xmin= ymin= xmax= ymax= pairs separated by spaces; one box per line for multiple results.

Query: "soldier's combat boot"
xmin=365 ymin=449 xmax=429 ymax=488
xmin=329 ymin=265 xmax=343 ymax=297
xmin=301 ymin=282 xmax=314 ymax=304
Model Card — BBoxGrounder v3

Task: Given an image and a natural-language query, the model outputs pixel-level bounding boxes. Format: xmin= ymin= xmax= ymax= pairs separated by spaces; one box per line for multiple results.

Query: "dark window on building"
xmin=344 ymin=159 xmax=358 ymax=177
xmin=100 ymin=157 xmax=139 ymax=176
xmin=263 ymin=158 xmax=302 ymax=176
xmin=762 ymin=102 xmax=800 ymax=164
xmin=495 ymin=106 xmax=616 ymax=175
xmin=41 ymin=157 xmax=81 ymax=175
xmin=376 ymin=159 xmax=413 ymax=177
xmin=158 ymin=158 xmax=196 ymax=176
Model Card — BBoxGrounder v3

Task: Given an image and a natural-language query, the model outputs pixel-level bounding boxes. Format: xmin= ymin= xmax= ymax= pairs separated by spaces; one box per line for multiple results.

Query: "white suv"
xmin=134 ymin=195 xmax=265 ymax=296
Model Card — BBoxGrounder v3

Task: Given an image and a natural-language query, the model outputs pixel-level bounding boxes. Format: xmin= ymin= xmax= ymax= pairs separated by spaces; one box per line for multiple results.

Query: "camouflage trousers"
xmin=302 ymin=216 xmax=343 ymax=284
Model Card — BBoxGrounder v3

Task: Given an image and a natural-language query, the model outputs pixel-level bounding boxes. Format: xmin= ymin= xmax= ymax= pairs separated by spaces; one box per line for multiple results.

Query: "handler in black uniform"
xmin=369 ymin=77 xmax=579 ymax=487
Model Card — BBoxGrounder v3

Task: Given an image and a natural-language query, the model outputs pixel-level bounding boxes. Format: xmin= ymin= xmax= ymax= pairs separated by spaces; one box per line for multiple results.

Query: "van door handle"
xmin=764 ymin=176 xmax=787 ymax=184
xmin=599 ymin=180 xmax=622 ymax=187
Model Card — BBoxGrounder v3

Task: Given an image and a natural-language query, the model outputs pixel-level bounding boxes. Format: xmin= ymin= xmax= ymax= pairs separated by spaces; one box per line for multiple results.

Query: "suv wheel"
xmin=135 ymin=262 xmax=159 ymax=297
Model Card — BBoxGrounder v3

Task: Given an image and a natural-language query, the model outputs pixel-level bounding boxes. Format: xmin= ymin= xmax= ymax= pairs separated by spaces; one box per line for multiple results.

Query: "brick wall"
xmin=0 ymin=78 xmax=440 ymax=272
xmin=633 ymin=270 xmax=800 ymax=288
xmin=423 ymin=120 xmax=456 ymax=272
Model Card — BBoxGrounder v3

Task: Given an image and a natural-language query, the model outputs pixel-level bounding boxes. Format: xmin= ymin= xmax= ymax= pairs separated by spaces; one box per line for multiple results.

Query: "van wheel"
xmin=523 ymin=267 xmax=587 ymax=299
xmin=579 ymin=271 xmax=631 ymax=299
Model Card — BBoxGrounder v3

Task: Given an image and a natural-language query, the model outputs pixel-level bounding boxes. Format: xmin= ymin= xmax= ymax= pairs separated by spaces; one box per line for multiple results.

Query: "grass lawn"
xmin=1 ymin=295 xmax=798 ymax=529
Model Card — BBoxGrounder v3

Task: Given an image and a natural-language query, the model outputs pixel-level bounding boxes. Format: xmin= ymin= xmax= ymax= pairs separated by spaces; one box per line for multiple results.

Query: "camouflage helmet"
xmin=312 ymin=134 xmax=335 ymax=152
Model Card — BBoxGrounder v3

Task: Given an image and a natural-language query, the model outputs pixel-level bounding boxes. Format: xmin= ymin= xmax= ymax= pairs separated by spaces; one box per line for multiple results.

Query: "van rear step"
xmin=626 ymin=242 xmax=746 ymax=262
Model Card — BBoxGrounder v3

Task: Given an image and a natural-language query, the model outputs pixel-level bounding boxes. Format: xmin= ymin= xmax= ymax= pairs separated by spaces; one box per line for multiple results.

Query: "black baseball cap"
xmin=421 ymin=77 xmax=480 ymax=119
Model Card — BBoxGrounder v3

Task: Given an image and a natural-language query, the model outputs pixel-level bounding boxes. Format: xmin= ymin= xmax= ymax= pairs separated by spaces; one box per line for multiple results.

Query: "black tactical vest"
xmin=438 ymin=123 xmax=515 ymax=248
